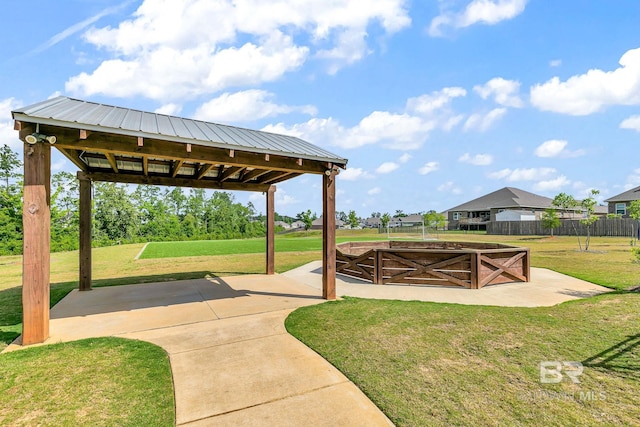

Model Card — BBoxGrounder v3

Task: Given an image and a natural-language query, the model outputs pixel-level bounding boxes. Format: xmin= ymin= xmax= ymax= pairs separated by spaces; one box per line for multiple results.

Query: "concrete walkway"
xmin=284 ymin=262 xmax=611 ymax=307
xmin=5 ymin=265 xmax=610 ymax=425
xmin=7 ymin=274 xmax=393 ymax=426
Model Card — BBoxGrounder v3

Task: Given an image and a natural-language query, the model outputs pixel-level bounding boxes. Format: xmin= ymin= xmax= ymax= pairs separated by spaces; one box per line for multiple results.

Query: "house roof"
xmin=446 ymin=187 xmax=554 ymax=212
xmin=604 ymin=185 xmax=640 ymax=203
xmin=496 ymin=209 xmax=536 ymax=215
xmin=13 ymin=96 xmax=347 ymax=166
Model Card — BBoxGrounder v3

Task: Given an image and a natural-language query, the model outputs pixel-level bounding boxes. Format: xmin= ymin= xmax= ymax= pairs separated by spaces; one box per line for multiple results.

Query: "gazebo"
xmin=12 ymin=96 xmax=348 ymax=345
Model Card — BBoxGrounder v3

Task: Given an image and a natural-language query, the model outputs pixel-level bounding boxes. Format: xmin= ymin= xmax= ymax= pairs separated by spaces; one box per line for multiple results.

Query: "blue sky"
xmin=2 ymin=0 xmax=640 ymax=217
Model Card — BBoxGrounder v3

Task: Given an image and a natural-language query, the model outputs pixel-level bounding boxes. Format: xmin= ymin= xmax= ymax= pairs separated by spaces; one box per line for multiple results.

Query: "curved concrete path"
xmin=7 ymin=274 xmax=393 ymax=426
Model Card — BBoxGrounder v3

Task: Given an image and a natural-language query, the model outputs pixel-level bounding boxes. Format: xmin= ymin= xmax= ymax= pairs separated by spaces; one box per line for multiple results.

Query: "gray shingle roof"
xmin=604 ymin=185 xmax=640 ymax=203
xmin=446 ymin=187 xmax=554 ymax=212
xmin=12 ymin=96 xmax=347 ymax=166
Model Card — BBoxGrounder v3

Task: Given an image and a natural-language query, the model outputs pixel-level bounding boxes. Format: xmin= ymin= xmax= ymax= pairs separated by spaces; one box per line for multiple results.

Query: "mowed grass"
xmin=1 ymin=231 xmax=639 ymax=425
xmin=0 ymin=338 xmax=174 ymax=426
xmin=286 ymin=294 xmax=640 ymax=427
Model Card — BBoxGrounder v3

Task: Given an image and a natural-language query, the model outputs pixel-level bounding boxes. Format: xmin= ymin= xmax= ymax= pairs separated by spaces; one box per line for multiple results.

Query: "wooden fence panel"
xmin=487 ymin=218 xmax=639 ymax=237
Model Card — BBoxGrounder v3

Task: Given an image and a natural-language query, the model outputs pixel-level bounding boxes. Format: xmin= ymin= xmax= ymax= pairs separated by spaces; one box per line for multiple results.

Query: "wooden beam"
xmin=267 ymin=172 xmax=301 ymax=185
xmin=266 ymin=186 xmax=276 ymax=275
xmin=78 ymin=174 xmax=92 ymax=291
xmin=83 ymin=171 xmax=271 ymax=192
xmin=171 ymin=160 xmax=184 ymax=177
xmin=260 ymin=171 xmax=293 ymax=185
xmin=219 ymin=166 xmax=244 ymax=182
xmin=196 ymin=163 xmax=215 ymax=179
xmin=322 ymin=170 xmax=337 ymax=300
xmin=14 ymin=120 xmax=24 ymax=131
xmin=142 ymin=156 xmax=149 ymax=176
xmin=79 ymin=129 xmax=91 ymax=140
xmin=105 ymin=152 xmax=119 ymax=173
xmin=22 ymin=142 xmax=51 ymax=345
xmin=48 ymin=128 xmax=335 ymax=174
xmin=241 ymin=169 xmax=270 ymax=183
xmin=57 ymin=147 xmax=87 ymax=171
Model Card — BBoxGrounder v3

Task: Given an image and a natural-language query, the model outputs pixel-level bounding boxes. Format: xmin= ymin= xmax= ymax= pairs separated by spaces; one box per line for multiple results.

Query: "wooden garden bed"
xmin=336 ymin=241 xmax=530 ymax=289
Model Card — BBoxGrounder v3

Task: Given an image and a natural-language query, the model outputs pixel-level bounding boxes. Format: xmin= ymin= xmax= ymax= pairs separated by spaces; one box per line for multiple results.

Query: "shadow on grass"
xmin=583 ymin=333 xmax=640 ymax=380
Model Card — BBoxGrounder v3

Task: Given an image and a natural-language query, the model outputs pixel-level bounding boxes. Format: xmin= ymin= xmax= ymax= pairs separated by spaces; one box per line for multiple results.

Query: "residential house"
xmin=445 ymin=187 xmax=557 ymax=230
xmin=290 ymin=220 xmax=305 ymax=229
xmin=311 ymin=216 xmax=345 ymax=230
xmin=274 ymin=221 xmax=291 ymax=229
xmin=604 ymin=185 xmax=640 ymax=218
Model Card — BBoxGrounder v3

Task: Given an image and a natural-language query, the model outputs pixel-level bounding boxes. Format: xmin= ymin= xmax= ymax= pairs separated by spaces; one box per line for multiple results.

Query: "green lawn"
xmin=0 ymin=337 xmax=174 ymax=426
xmin=1 ymin=231 xmax=640 ymax=425
xmin=286 ymin=294 xmax=640 ymax=427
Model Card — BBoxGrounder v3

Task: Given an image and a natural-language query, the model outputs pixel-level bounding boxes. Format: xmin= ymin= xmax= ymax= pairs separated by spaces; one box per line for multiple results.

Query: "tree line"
xmin=0 ymin=145 xmax=268 ymax=255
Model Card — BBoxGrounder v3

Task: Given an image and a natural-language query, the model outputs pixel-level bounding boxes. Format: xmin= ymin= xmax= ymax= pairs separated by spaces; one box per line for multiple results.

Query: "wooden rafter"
xmin=241 ymin=169 xmax=270 ymax=183
xmin=219 ymin=166 xmax=245 ymax=182
xmin=196 ymin=163 xmax=215 ymax=180
xmin=104 ymin=153 xmax=119 ymax=173
xmin=171 ymin=160 xmax=184 ymax=178
xmin=142 ymin=156 xmax=149 ymax=176
xmin=260 ymin=171 xmax=293 ymax=185
xmin=57 ymin=147 xmax=87 ymax=171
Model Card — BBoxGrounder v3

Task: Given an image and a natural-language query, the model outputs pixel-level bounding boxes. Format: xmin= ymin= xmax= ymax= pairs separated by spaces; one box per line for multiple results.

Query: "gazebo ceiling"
xmin=12 ymin=96 xmax=347 ymax=192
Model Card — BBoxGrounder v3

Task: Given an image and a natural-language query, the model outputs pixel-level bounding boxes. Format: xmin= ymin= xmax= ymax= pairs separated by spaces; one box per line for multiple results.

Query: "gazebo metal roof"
xmin=13 ymin=96 xmax=347 ymax=192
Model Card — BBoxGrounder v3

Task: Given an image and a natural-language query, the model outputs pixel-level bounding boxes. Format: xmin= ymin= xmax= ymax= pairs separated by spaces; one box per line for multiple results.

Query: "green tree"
xmin=579 ymin=189 xmax=599 ymax=251
xmin=50 ymin=172 xmax=79 ymax=251
xmin=423 ymin=210 xmax=446 ymax=237
xmin=541 ymin=208 xmax=561 ymax=237
xmin=629 ymin=200 xmax=640 ymax=243
xmin=552 ymin=192 xmax=582 ymax=250
xmin=381 ymin=213 xmax=391 ymax=228
xmin=348 ymin=210 xmax=359 ymax=228
xmin=93 ymin=182 xmax=138 ymax=243
xmin=0 ymin=144 xmax=21 ymax=190
xmin=297 ymin=210 xmax=314 ymax=232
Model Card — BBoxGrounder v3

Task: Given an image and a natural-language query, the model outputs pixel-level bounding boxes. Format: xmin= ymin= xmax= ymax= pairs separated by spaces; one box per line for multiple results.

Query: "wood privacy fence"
xmin=336 ymin=241 xmax=530 ymax=289
xmin=487 ymin=218 xmax=639 ymax=237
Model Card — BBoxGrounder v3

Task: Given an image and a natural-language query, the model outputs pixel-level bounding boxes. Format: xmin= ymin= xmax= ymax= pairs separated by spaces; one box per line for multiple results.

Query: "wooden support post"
xmin=78 ymin=173 xmax=92 ymax=291
xmin=22 ymin=142 xmax=51 ymax=345
xmin=266 ymin=186 xmax=276 ymax=275
xmin=322 ymin=170 xmax=337 ymax=300
xmin=470 ymin=252 xmax=480 ymax=289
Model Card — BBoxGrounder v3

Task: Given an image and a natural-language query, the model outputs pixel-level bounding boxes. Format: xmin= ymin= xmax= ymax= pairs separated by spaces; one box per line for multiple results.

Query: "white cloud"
xmin=620 ymin=115 xmax=640 ymax=132
xmin=534 ymin=139 xmax=585 ymax=158
xmin=367 ymin=187 xmax=381 ymax=195
xmin=339 ymin=167 xmax=373 ymax=181
xmin=458 ymin=152 xmax=493 ymax=165
xmin=249 ymin=187 xmax=298 ymax=208
xmin=376 ymin=162 xmax=399 ymax=174
xmin=533 ymin=176 xmax=571 ymax=192
xmin=0 ymin=97 xmax=21 ymax=150
xmin=487 ymin=167 xmax=556 ymax=181
xmin=530 ymin=47 xmax=640 ymax=115
xmin=473 ymin=77 xmax=523 ymax=107
xmin=418 ymin=161 xmax=440 ymax=175
xmin=66 ymin=0 xmax=410 ymax=101
xmin=398 ymin=153 xmax=412 ymax=163
xmin=463 ymin=107 xmax=507 ymax=131
xmin=406 ymin=87 xmax=466 ymax=115
xmin=429 ymin=0 xmax=528 ymax=37
xmin=549 ymin=59 xmax=562 ymax=67
xmin=437 ymin=181 xmax=462 ymax=195
xmin=154 ymin=103 xmax=182 ymax=116
xmin=193 ymin=90 xmax=316 ymax=123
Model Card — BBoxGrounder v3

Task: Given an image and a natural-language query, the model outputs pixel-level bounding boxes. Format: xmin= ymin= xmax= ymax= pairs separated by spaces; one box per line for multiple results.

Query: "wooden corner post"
xmin=78 ymin=172 xmax=92 ymax=291
xmin=322 ymin=169 xmax=337 ymax=300
xmin=266 ymin=185 xmax=276 ymax=275
xmin=22 ymin=141 xmax=51 ymax=345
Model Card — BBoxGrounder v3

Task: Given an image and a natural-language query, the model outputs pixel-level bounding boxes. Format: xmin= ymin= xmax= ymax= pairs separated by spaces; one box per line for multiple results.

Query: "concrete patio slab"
xmin=283 ymin=261 xmax=611 ymax=307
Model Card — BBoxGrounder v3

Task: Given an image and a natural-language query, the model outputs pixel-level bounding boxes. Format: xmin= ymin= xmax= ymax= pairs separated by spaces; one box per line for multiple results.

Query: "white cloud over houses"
xmin=533 ymin=175 xmax=571 ymax=192
xmin=534 ymin=139 xmax=585 ymax=158
xmin=487 ymin=167 xmax=556 ymax=181
xmin=154 ymin=103 xmax=182 ymax=116
xmin=463 ymin=107 xmax=507 ymax=131
xmin=620 ymin=115 xmax=640 ymax=132
xmin=429 ymin=0 xmax=528 ymax=37
xmin=473 ymin=77 xmax=523 ymax=108
xmin=367 ymin=187 xmax=381 ymax=195
xmin=264 ymin=86 xmax=467 ymax=151
xmin=437 ymin=181 xmax=462 ymax=195
xmin=398 ymin=153 xmax=412 ymax=163
xmin=193 ymin=90 xmax=316 ymax=123
xmin=418 ymin=161 xmax=440 ymax=175
xmin=458 ymin=152 xmax=493 ymax=165
xmin=66 ymin=0 xmax=410 ymax=101
xmin=0 ymin=97 xmax=21 ymax=150
xmin=530 ymin=47 xmax=640 ymax=115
